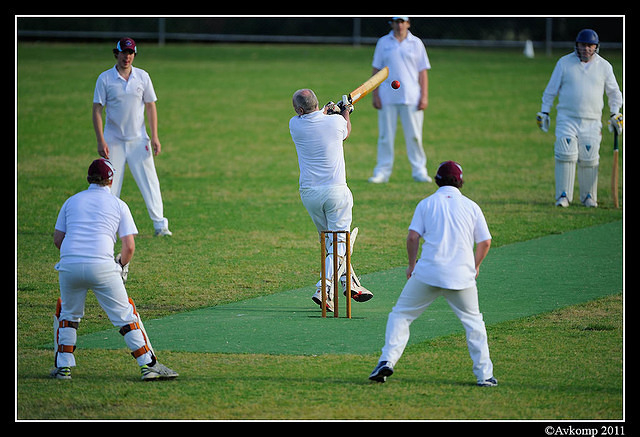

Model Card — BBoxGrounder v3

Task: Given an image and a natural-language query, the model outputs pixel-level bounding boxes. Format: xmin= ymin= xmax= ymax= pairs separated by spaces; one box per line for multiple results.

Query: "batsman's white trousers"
xmin=379 ymin=276 xmax=494 ymax=382
xmin=373 ymin=104 xmax=428 ymax=180
xmin=300 ymin=184 xmax=352 ymax=281
xmin=55 ymin=261 xmax=153 ymax=367
xmin=553 ymin=114 xmax=602 ymax=203
xmin=107 ymin=136 xmax=169 ymax=231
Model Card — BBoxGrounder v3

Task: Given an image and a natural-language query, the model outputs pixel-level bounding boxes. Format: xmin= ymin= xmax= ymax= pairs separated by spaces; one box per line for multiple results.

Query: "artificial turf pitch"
xmin=76 ymin=220 xmax=622 ymax=356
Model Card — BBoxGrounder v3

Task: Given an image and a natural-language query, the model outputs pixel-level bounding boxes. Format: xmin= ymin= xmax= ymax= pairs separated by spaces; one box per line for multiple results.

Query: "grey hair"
xmin=292 ymin=89 xmax=319 ymax=114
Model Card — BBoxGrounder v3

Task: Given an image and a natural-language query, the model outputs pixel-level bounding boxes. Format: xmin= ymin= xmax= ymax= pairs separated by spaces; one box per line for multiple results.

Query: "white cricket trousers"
xmin=54 ymin=261 xmax=154 ymax=368
xmin=379 ymin=276 xmax=494 ymax=382
xmin=107 ymin=137 xmax=169 ymax=231
xmin=553 ymin=114 xmax=602 ymax=203
xmin=373 ymin=104 xmax=428 ymax=180
xmin=300 ymin=184 xmax=353 ymax=281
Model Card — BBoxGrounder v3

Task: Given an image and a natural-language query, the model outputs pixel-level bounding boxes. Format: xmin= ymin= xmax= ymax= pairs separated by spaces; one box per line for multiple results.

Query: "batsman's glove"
xmin=115 ymin=253 xmax=129 ymax=285
xmin=325 ymin=95 xmax=354 ymax=115
xmin=324 ymin=101 xmax=341 ymax=115
xmin=337 ymin=94 xmax=354 ymax=114
xmin=608 ymin=113 xmax=623 ymax=135
xmin=536 ymin=112 xmax=550 ymax=133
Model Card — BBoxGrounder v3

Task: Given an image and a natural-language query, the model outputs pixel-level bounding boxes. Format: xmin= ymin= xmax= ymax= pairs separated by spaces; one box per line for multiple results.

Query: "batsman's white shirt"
xmin=55 ymin=184 xmax=138 ymax=264
xmin=408 ymin=186 xmax=491 ymax=290
xmin=93 ymin=65 xmax=157 ymax=142
xmin=541 ymin=52 xmax=622 ymax=120
xmin=372 ymin=30 xmax=430 ymax=106
xmin=289 ymin=110 xmax=349 ymax=189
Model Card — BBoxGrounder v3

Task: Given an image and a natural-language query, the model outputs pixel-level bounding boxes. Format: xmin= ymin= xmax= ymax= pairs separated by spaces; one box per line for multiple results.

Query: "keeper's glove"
xmin=115 ymin=253 xmax=129 ymax=285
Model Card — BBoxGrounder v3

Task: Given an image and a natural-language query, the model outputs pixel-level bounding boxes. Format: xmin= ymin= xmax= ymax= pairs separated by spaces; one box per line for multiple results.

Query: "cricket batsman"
xmin=289 ymin=89 xmax=373 ymax=311
xmin=537 ymin=29 xmax=622 ymax=207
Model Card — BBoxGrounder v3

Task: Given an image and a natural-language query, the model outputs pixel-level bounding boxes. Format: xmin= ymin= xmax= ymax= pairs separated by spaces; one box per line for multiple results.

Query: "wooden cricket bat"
xmin=348 ymin=66 xmax=389 ymax=104
xmin=611 ymin=130 xmax=619 ymax=208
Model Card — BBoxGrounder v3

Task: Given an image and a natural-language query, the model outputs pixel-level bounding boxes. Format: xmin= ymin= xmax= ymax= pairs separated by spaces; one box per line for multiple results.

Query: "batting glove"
xmin=608 ymin=113 xmax=623 ymax=135
xmin=536 ymin=112 xmax=550 ymax=133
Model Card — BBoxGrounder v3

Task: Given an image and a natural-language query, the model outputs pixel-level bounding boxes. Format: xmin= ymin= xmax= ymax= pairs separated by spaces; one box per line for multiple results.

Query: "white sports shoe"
xmin=582 ymin=194 xmax=598 ymax=208
xmin=140 ymin=361 xmax=179 ymax=380
xmin=341 ymin=273 xmax=373 ymax=302
xmin=556 ymin=194 xmax=570 ymax=207
xmin=368 ymin=174 xmax=388 ymax=184
xmin=312 ymin=288 xmax=334 ymax=312
xmin=413 ymin=174 xmax=432 ymax=183
xmin=154 ymin=227 xmax=173 ymax=237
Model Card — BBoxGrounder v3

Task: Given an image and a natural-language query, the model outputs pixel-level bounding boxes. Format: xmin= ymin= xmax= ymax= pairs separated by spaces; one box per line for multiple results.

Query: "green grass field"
xmin=16 ymin=42 xmax=623 ymax=421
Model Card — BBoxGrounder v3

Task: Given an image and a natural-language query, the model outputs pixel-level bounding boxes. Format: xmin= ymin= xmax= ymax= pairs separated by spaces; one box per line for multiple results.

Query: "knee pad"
xmin=577 ymin=134 xmax=601 ymax=166
xmin=554 ymin=136 xmax=579 ymax=161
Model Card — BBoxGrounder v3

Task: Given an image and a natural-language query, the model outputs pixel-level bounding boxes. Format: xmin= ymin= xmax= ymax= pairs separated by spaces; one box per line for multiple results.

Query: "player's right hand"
xmin=536 ymin=112 xmax=550 ymax=133
xmin=97 ymin=141 xmax=110 ymax=159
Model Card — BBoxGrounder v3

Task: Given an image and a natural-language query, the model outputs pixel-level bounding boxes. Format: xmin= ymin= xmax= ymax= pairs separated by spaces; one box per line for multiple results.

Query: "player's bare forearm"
xmin=145 ymin=102 xmax=161 ymax=155
xmin=406 ymin=230 xmax=421 ymax=278
xmin=474 ymin=239 xmax=491 ymax=278
xmin=92 ymin=103 xmax=109 ymax=158
xmin=417 ymin=69 xmax=428 ymax=110
xmin=119 ymin=234 xmax=136 ymax=266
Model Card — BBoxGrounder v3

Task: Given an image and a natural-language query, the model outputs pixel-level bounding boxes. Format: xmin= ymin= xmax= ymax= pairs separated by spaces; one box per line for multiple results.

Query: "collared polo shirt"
xmin=93 ymin=65 xmax=157 ymax=141
xmin=372 ymin=30 xmax=430 ymax=105
xmin=408 ymin=186 xmax=491 ymax=289
xmin=55 ymin=184 xmax=138 ymax=264
xmin=289 ymin=110 xmax=349 ymax=189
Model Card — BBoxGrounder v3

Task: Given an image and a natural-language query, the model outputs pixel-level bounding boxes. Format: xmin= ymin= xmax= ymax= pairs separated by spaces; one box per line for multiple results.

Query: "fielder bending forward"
xmin=51 ymin=159 xmax=178 ymax=381
xmin=289 ymin=89 xmax=373 ymax=311
xmin=369 ymin=161 xmax=496 ymax=386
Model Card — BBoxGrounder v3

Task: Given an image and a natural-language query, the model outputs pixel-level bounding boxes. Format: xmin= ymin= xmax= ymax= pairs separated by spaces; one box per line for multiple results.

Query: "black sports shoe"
xmin=369 ymin=361 xmax=394 ymax=383
xmin=477 ymin=377 xmax=498 ymax=387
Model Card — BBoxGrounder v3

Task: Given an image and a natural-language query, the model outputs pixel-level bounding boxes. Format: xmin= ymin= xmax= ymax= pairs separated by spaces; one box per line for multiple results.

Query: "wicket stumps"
xmin=320 ymin=230 xmax=351 ymax=318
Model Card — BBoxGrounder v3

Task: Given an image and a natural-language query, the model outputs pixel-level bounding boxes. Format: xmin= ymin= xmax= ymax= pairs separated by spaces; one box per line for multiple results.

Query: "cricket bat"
xmin=611 ymin=130 xmax=619 ymax=208
xmin=333 ymin=67 xmax=389 ymax=113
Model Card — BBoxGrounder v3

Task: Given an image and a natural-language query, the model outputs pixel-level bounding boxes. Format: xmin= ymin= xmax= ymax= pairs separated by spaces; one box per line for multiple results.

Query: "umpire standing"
xmin=369 ymin=161 xmax=496 ymax=386
xmin=369 ymin=17 xmax=431 ymax=184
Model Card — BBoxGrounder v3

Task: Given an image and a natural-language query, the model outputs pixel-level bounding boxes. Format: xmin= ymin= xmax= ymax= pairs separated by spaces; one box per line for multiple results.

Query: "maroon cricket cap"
xmin=87 ymin=159 xmax=115 ymax=182
xmin=116 ymin=37 xmax=137 ymax=53
xmin=435 ymin=161 xmax=463 ymax=182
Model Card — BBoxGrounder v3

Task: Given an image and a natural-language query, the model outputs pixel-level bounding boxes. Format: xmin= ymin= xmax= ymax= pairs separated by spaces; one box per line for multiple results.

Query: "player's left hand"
xmin=608 ymin=113 xmax=623 ymax=135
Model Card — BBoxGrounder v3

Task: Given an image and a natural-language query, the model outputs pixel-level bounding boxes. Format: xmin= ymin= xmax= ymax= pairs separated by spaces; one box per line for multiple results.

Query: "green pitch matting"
xmin=76 ymin=220 xmax=622 ymax=356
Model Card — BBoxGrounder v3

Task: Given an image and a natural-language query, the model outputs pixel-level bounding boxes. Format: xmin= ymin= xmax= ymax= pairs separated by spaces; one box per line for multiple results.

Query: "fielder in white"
xmin=369 ymin=17 xmax=431 ymax=184
xmin=51 ymin=158 xmax=178 ymax=381
xmin=369 ymin=161 xmax=496 ymax=386
xmin=537 ymin=29 xmax=623 ymax=207
xmin=289 ymin=89 xmax=373 ymax=311
xmin=92 ymin=37 xmax=172 ymax=236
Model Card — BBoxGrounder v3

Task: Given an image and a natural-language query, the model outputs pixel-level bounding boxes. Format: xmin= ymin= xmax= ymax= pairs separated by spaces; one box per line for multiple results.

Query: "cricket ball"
xmin=391 ymin=80 xmax=400 ymax=89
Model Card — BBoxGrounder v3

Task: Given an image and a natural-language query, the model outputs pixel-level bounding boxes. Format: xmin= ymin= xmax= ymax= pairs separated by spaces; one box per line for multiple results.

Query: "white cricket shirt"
xmin=541 ymin=52 xmax=622 ymax=120
xmin=372 ymin=30 xmax=430 ymax=105
xmin=55 ymin=185 xmax=138 ymax=264
xmin=408 ymin=186 xmax=491 ymax=290
xmin=289 ymin=110 xmax=349 ymax=189
xmin=93 ymin=65 xmax=157 ymax=141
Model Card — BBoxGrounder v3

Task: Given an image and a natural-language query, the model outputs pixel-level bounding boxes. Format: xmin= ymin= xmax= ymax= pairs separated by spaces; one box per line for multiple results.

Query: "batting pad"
xmin=73 ymin=221 xmax=622 ymax=356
